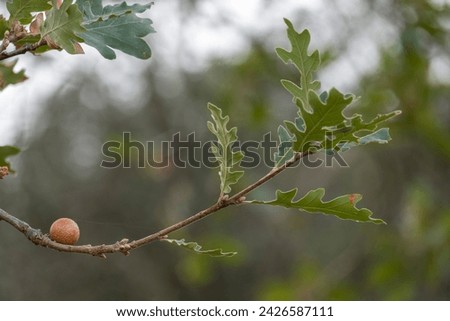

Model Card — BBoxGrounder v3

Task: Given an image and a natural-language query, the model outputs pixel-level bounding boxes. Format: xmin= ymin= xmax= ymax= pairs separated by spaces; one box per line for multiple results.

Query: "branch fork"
xmin=0 ymin=153 xmax=305 ymax=258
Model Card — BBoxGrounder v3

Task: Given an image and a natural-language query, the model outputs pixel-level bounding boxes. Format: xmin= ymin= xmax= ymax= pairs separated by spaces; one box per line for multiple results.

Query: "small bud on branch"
xmin=0 ymin=166 xmax=9 ymax=179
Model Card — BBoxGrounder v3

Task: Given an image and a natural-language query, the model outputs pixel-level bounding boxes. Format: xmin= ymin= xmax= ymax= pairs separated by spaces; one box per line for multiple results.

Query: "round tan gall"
xmin=49 ymin=218 xmax=80 ymax=245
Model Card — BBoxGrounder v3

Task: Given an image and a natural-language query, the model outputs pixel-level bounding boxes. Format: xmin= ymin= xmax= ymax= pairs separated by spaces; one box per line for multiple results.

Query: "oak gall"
xmin=49 ymin=218 xmax=80 ymax=245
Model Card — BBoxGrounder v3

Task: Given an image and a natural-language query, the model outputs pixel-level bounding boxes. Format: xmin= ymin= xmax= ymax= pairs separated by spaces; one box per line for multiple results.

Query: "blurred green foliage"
xmin=0 ymin=0 xmax=449 ymax=300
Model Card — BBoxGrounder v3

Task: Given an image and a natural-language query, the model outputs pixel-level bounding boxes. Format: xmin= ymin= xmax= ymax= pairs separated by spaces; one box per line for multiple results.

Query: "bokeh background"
xmin=1 ymin=0 xmax=449 ymax=300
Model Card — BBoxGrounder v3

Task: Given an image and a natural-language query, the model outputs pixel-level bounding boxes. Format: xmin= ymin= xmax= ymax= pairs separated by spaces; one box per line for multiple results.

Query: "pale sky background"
xmin=1 ymin=0 xmax=448 ymax=146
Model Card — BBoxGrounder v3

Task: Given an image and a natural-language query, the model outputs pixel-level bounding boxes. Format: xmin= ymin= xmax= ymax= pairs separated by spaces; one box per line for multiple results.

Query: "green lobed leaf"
xmin=0 ymin=145 xmax=20 ymax=173
xmin=326 ymin=111 xmax=402 ymax=151
xmin=6 ymin=0 xmax=51 ymax=25
xmin=251 ymin=188 xmax=385 ymax=224
xmin=0 ymin=60 xmax=27 ymax=90
xmin=76 ymin=0 xmax=151 ymax=21
xmin=276 ymin=20 xmax=401 ymax=160
xmin=357 ymin=128 xmax=391 ymax=145
xmin=207 ymin=103 xmax=244 ymax=195
xmin=287 ymin=88 xmax=354 ymax=153
xmin=163 ymin=238 xmax=237 ymax=257
xmin=75 ymin=0 xmax=155 ymax=59
xmin=40 ymin=0 xmax=85 ymax=54
xmin=276 ymin=18 xmax=321 ymax=112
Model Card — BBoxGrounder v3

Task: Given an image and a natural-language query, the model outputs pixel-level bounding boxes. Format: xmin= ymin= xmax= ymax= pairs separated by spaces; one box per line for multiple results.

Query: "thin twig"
xmin=0 ymin=152 xmax=306 ymax=258
xmin=0 ymin=39 xmax=47 ymax=61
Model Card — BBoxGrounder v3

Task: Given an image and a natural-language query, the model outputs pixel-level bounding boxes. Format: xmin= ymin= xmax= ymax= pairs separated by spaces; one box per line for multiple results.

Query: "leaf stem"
xmin=229 ymin=151 xmax=306 ymax=201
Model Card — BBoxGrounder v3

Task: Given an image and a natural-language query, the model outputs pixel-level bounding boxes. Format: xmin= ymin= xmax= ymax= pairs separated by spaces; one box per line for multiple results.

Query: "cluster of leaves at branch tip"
xmin=208 ymin=19 xmax=400 ymax=225
xmin=0 ymin=0 xmax=155 ymax=91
